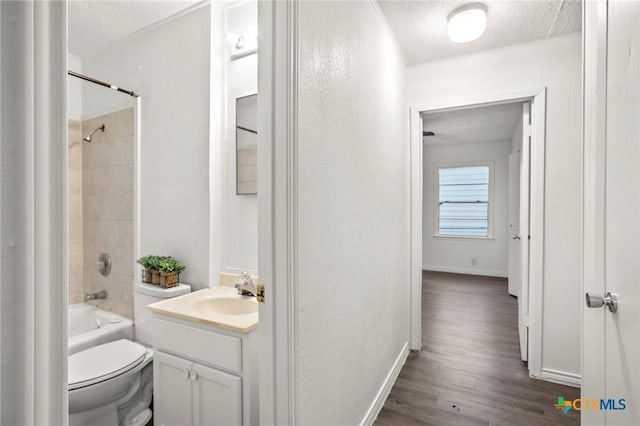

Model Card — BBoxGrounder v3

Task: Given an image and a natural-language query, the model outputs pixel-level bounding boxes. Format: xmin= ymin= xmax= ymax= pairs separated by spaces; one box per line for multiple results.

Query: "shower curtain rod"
xmin=67 ymin=70 xmax=139 ymax=98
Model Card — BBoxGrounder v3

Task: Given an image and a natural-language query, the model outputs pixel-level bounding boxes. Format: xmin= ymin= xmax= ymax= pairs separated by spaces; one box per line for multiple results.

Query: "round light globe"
xmin=448 ymin=4 xmax=487 ymax=43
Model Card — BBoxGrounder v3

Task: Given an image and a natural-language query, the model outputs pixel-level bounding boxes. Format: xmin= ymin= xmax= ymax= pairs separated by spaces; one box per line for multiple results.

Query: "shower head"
xmin=83 ymin=124 xmax=105 ymax=142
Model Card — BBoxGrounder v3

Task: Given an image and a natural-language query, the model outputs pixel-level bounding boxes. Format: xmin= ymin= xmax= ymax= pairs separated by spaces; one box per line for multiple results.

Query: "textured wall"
xmin=407 ymin=33 xmax=582 ymax=379
xmin=297 ymin=1 xmax=409 ymax=424
xmin=82 ymin=6 xmax=211 ymax=289
xmin=423 ymin=140 xmax=512 ymax=277
xmin=82 ymin=108 xmax=134 ymax=319
xmin=220 ymin=1 xmax=258 ymax=275
xmin=68 ymin=119 xmax=84 ymax=304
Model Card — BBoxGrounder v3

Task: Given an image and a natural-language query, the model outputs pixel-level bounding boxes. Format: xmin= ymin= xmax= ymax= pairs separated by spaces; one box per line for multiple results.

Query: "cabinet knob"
xmin=190 ymin=370 xmax=198 ymax=381
xmin=183 ymin=368 xmax=190 ymax=379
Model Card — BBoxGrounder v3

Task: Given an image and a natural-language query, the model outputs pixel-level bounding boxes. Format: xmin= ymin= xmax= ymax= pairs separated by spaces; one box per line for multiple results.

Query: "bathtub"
xmin=68 ymin=303 xmax=134 ymax=355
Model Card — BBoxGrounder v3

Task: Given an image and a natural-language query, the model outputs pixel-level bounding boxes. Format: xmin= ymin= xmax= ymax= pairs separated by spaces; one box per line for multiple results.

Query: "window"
xmin=437 ymin=165 xmax=490 ymax=238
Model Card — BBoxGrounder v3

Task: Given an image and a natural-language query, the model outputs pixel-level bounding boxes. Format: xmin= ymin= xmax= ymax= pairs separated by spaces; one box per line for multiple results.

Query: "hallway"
xmin=375 ymin=271 xmax=580 ymax=425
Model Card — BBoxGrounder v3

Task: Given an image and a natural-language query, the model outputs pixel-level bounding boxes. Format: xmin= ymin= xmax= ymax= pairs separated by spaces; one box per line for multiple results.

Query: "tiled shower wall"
xmin=81 ymin=108 xmax=134 ymax=319
xmin=68 ymin=120 xmax=84 ymax=304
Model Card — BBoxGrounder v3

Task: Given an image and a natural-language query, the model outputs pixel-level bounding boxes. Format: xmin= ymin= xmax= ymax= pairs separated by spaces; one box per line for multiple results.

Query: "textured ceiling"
xmin=422 ymin=102 xmax=523 ymax=146
xmin=378 ymin=0 xmax=582 ymax=65
xmin=68 ymin=0 xmax=200 ymax=59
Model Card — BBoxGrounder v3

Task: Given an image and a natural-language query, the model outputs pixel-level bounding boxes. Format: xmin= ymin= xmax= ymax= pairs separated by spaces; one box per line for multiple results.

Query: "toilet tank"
xmin=133 ymin=282 xmax=191 ymax=346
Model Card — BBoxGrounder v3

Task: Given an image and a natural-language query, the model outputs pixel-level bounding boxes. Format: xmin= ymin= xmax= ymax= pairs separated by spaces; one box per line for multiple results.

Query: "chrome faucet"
xmin=85 ymin=290 xmax=107 ymax=301
xmin=234 ymin=272 xmax=258 ymax=297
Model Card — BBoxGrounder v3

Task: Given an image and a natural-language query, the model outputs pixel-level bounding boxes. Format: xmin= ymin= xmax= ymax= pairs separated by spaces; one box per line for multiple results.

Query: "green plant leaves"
xmin=136 ymin=255 xmax=185 ymax=273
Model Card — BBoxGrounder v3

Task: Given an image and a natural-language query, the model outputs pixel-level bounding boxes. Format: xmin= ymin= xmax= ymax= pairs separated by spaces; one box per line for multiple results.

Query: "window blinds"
xmin=438 ymin=166 xmax=490 ymax=237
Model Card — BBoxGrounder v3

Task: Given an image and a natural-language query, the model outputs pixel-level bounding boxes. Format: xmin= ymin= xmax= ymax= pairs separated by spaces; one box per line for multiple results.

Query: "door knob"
xmin=585 ymin=292 xmax=618 ymax=313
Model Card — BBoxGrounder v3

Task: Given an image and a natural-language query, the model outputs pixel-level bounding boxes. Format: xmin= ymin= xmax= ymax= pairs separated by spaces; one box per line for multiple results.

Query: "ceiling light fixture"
xmin=447 ymin=3 xmax=487 ymax=43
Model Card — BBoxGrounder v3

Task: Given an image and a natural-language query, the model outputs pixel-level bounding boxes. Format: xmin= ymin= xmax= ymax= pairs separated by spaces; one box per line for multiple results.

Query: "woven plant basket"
xmin=158 ymin=271 xmax=180 ymax=288
xmin=141 ymin=266 xmax=181 ymax=289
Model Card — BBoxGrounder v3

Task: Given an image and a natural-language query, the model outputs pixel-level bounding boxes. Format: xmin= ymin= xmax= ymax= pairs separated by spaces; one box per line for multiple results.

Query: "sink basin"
xmin=190 ymin=296 xmax=258 ymax=316
xmin=148 ymin=286 xmax=259 ymax=333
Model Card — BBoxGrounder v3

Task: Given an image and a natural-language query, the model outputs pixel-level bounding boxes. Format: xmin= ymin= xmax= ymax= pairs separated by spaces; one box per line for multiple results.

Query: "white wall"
xmin=296 ymin=2 xmax=409 ymax=424
xmin=68 ymin=54 xmax=82 ymax=120
xmin=82 ymin=6 xmax=211 ymax=290
xmin=423 ymin=140 xmax=511 ymax=277
xmin=220 ymin=2 xmax=258 ymax=275
xmin=408 ymin=34 xmax=582 ymax=380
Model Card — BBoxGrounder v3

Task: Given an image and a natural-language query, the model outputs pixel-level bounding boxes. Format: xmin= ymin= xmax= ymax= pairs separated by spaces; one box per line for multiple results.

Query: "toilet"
xmin=68 ymin=282 xmax=191 ymax=426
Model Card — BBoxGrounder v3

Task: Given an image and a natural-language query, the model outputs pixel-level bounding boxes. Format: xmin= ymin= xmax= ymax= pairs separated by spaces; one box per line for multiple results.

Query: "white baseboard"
xmin=360 ymin=342 xmax=409 ymax=426
xmin=534 ymin=368 xmax=581 ymax=388
xmin=422 ymin=264 xmax=508 ymax=278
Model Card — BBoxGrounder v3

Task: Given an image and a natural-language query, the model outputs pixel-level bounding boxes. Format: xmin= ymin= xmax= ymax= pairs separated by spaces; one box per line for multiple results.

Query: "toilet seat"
xmin=69 ymin=339 xmax=147 ymax=391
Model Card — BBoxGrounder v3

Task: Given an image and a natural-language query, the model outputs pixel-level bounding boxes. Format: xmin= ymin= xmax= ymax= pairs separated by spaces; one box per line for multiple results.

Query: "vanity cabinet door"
xmin=192 ymin=362 xmax=242 ymax=426
xmin=154 ymin=351 xmax=194 ymax=426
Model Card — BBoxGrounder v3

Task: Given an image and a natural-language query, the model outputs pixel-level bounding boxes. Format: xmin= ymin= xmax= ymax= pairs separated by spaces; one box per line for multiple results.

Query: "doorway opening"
xmin=383 ymin=89 xmax=584 ymax=424
xmin=409 ymin=88 xmax=547 ymax=378
xmin=420 ymin=101 xmax=528 ymax=361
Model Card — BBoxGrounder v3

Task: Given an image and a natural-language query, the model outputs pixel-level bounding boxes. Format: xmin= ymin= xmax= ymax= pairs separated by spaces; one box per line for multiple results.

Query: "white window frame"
xmin=434 ymin=161 xmax=495 ymax=240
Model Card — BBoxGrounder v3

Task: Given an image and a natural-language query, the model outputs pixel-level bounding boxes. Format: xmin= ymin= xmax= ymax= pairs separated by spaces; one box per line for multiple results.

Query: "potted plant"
xmin=156 ymin=256 xmax=185 ymax=287
xmin=137 ymin=255 xmax=158 ymax=283
xmin=137 ymin=255 xmax=185 ymax=288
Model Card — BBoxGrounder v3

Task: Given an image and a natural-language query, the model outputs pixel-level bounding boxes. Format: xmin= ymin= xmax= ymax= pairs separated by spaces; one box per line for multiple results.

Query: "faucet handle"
xmin=239 ymin=271 xmax=252 ymax=283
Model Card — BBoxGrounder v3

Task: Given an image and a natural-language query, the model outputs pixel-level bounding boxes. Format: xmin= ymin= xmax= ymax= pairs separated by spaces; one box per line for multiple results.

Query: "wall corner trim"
xmin=360 ymin=342 xmax=410 ymax=426
xmin=369 ymin=0 xmax=408 ymax=67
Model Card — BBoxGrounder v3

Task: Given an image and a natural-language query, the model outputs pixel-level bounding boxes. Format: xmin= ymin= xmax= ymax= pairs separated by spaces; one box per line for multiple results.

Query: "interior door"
xmin=602 ymin=1 xmax=640 ymax=424
xmin=518 ymin=102 xmax=531 ymax=362
xmin=508 ymin=151 xmax=521 ymax=297
xmin=583 ymin=1 xmax=640 ymax=424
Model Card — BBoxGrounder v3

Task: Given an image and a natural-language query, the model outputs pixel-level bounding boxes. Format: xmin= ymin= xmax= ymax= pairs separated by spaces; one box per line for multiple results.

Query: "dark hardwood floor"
xmin=375 ymin=271 xmax=580 ymax=426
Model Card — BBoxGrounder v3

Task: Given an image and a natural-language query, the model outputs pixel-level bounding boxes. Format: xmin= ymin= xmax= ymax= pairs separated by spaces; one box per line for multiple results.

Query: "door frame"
xmin=257 ymin=0 xmax=299 ymax=424
xmin=409 ymin=87 xmax=547 ymax=378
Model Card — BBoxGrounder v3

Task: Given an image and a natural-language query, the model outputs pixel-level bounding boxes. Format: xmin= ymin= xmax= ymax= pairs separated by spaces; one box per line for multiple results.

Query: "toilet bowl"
xmin=68 ymin=282 xmax=191 ymax=426
xmin=68 ymin=339 xmax=153 ymax=426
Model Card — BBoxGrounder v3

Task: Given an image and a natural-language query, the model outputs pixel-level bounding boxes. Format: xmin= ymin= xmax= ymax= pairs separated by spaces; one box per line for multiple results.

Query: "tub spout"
xmin=85 ymin=290 xmax=107 ymax=301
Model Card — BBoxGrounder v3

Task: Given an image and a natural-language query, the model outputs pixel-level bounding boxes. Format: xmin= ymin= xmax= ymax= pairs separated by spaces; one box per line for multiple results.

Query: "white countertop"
xmin=148 ymin=286 xmax=259 ymax=333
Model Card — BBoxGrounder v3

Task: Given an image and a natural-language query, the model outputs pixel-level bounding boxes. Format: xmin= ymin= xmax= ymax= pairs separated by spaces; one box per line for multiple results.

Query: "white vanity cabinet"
xmin=154 ymin=351 xmax=242 ymax=425
xmin=151 ymin=314 xmax=258 ymax=426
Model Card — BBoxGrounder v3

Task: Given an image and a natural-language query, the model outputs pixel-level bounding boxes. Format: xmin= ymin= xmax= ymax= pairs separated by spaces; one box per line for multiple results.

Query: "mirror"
xmin=236 ymin=94 xmax=258 ymax=195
